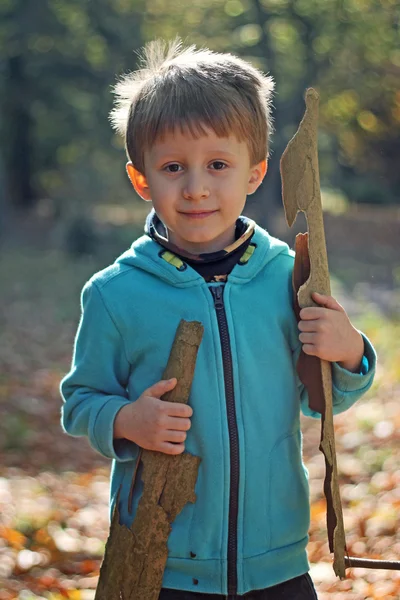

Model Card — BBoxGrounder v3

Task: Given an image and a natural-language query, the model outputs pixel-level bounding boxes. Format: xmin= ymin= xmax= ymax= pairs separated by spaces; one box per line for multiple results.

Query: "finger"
xmin=164 ymin=430 xmax=187 ymax=443
xmin=162 ymin=402 xmax=193 ymax=418
xmin=166 ymin=416 xmax=192 ymax=431
xmin=302 ymin=343 xmax=317 ymax=356
xmin=143 ymin=378 xmax=177 ymax=398
xmin=299 ymin=332 xmax=315 ymax=344
xmin=298 ymin=319 xmax=320 ymax=332
xmin=312 ymin=292 xmax=344 ymax=312
xmin=299 ymin=307 xmax=325 ymax=320
xmin=159 ymin=442 xmax=185 ymax=455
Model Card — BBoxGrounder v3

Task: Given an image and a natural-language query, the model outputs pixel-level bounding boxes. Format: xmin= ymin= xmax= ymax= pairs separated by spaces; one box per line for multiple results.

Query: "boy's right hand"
xmin=113 ymin=378 xmax=192 ymax=455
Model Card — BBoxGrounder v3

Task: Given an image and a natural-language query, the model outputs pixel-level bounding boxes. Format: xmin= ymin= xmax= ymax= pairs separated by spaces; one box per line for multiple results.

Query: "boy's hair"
xmin=110 ymin=38 xmax=275 ymax=174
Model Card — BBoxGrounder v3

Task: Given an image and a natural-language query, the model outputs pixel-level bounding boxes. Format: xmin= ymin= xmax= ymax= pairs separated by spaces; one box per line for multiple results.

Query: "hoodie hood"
xmin=116 ymin=223 xmax=293 ymax=288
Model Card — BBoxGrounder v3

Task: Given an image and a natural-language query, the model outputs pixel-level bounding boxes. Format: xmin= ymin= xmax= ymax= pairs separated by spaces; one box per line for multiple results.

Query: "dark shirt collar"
xmin=144 ymin=209 xmax=256 ymax=281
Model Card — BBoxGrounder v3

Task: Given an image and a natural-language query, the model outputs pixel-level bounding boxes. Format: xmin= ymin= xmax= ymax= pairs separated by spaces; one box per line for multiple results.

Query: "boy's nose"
xmin=182 ymin=175 xmax=210 ymax=200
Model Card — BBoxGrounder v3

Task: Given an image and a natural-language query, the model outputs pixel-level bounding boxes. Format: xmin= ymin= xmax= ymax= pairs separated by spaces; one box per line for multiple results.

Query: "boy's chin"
xmin=179 ymin=236 xmax=234 ymax=255
xmin=168 ymin=224 xmax=236 ymax=252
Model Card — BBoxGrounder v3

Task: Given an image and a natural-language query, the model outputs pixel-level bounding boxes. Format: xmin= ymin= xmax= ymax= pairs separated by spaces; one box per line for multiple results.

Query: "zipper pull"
xmin=210 ymin=285 xmax=224 ymax=309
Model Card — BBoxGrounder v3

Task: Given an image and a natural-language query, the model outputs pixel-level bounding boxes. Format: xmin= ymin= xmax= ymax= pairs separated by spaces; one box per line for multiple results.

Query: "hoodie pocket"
xmin=114 ymin=459 xmax=194 ymax=559
xmin=166 ymin=500 xmax=195 ymax=558
xmin=268 ymin=431 xmax=310 ymax=550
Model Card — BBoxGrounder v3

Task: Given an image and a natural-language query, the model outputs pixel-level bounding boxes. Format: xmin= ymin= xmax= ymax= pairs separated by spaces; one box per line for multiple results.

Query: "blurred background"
xmin=0 ymin=0 xmax=399 ymax=598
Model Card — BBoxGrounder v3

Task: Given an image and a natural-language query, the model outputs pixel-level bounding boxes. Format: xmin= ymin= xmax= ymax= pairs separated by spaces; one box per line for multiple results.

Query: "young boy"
xmin=61 ymin=39 xmax=376 ymax=599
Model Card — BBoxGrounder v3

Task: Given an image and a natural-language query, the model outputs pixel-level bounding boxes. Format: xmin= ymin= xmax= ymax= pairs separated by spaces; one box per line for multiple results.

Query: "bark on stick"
xmin=281 ymin=88 xmax=400 ymax=576
xmin=95 ymin=319 xmax=204 ymax=600
xmin=280 ymin=88 xmax=346 ymax=579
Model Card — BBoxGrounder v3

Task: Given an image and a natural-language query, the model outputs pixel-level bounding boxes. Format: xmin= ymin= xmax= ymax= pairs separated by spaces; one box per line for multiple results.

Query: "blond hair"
xmin=110 ymin=38 xmax=275 ymax=173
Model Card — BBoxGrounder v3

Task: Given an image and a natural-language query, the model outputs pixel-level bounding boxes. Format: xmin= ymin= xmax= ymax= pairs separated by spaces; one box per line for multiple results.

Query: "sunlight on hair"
xmin=110 ymin=38 xmax=201 ymax=136
xmin=109 ymin=37 xmax=275 ymax=172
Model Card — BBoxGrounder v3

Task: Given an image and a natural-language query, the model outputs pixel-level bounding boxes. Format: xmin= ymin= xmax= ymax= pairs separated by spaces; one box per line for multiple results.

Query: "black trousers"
xmin=159 ymin=573 xmax=318 ymax=599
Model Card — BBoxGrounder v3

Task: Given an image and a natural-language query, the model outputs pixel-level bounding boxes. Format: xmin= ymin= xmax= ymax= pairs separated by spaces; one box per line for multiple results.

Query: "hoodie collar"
xmin=116 ymin=220 xmax=292 ymax=288
xmin=144 ymin=208 xmax=255 ymax=263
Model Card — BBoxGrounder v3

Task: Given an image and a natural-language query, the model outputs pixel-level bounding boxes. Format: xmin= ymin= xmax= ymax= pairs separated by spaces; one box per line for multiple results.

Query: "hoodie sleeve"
xmin=297 ymin=332 xmax=377 ymax=418
xmin=60 ymin=280 xmax=139 ymax=462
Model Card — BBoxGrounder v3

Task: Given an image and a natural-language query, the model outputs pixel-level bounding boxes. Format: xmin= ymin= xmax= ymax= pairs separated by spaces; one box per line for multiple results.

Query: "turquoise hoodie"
xmin=61 ymin=224 xmax=376 ymax=595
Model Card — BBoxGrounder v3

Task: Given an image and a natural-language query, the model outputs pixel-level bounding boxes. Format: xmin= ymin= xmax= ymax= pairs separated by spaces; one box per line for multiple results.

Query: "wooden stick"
xmin=95 ymin=319 xmax=204 ymax=600
xmin=281 ymin=88 xmax=400 ymax=576
xmin=345 ymin=557 xmax=400 ymax=570
xmin=280 ymin=89 xmax=346 ymax=579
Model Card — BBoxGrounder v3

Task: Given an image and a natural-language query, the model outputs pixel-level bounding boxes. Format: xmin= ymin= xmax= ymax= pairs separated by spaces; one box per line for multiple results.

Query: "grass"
xmin=352 ymin=311 xmax=400 ymax=386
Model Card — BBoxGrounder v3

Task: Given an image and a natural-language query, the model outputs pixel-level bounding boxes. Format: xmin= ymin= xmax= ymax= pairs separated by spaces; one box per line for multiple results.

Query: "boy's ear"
xmin=126 ymin=162 xmax=152 ymax=201
xmin=247 ymin=159 xmax=268 ymax=195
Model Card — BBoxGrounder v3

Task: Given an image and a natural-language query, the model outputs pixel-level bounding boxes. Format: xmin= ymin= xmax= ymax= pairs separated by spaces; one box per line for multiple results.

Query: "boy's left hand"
xmin=298 ymin=292 xmax=364 ymax=373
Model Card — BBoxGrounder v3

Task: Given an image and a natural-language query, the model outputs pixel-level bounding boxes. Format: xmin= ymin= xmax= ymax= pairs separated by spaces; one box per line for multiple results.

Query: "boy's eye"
xmin=210 ymin=161 xmax=227 ymax=170
xmin=165 ymin=163 xmax=182 ymax=173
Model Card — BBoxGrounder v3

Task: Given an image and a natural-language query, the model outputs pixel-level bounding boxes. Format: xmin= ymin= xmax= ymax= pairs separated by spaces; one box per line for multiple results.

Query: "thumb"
xmin=312 ymin=292 xmax=344 ymax=312
xmin=143 ymin=377 xmax=177 ymax=399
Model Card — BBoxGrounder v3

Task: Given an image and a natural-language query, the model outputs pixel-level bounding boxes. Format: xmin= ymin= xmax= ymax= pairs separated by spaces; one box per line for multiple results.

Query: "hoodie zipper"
xmin=210 ymin=284 xmax=239 ymax=597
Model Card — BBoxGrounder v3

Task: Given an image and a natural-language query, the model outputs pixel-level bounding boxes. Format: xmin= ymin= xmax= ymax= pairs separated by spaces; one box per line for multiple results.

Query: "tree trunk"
xmin=3 ymin=54 xmax=36 ymax=209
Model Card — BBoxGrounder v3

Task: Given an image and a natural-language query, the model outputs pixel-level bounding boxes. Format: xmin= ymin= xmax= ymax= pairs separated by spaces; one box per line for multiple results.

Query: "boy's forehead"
xmin=146 ymin=126 xmax=246 ymax=157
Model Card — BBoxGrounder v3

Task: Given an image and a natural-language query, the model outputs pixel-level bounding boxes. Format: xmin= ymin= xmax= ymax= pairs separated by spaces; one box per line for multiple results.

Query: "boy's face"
xmin=127 ymin=127 xmax=267 ymax=255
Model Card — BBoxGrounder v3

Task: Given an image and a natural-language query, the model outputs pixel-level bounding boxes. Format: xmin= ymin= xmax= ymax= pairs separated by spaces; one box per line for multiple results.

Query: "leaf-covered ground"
xmin=1 ymin=249 xmax=400 ymax=599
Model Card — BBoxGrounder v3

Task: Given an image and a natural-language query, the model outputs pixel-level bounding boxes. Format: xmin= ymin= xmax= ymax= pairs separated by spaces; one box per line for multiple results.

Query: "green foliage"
xmin=3 ymin=414 xmax=31 ymax=450
xmin=0 ymin=0 xmax=399 ymax=213
xmin=353 ymin=309 xmax=400 ymax=386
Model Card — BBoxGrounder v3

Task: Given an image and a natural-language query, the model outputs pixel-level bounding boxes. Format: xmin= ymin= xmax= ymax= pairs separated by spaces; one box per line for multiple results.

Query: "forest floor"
xmin=1 ymin=226 xmax=399 ymax=599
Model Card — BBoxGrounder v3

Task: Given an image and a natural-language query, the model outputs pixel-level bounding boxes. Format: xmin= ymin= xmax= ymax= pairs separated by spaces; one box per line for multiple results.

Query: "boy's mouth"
xmin=179 ymin=210 xmax=218 ymax=219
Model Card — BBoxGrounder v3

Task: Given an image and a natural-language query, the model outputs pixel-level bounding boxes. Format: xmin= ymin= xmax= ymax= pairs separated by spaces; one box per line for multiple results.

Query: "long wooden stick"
xmin=95 ymin=319 xmax=204 ymax=600
xmin=280 ymin=89 xmax=346 ymax=579
xmin=280 ymin=88 xmax=400 ymax=576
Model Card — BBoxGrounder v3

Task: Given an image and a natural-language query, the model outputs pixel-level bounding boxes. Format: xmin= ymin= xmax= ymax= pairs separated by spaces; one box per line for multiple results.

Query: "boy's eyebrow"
xmin=205 ymin=150 xmax=238 ymax=157
xmin=153 ymin=149 xmax=239 ymax=159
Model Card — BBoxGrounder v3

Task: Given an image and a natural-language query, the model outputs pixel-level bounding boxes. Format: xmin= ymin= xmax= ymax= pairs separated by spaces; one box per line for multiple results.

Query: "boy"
xmin=61 ymin=39 xmax=376 ymax=599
